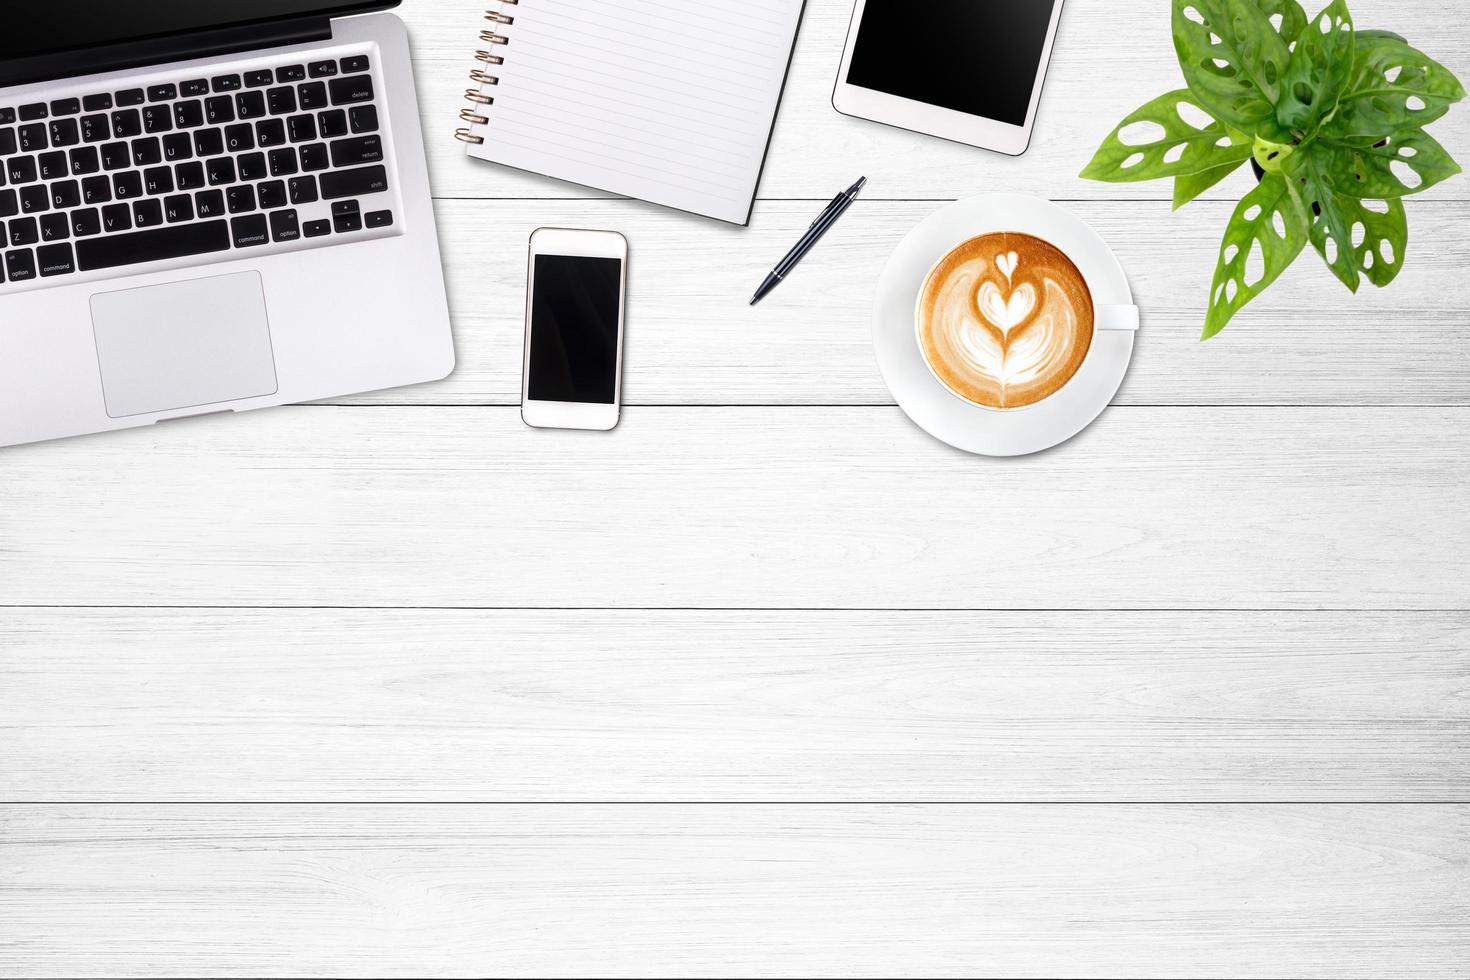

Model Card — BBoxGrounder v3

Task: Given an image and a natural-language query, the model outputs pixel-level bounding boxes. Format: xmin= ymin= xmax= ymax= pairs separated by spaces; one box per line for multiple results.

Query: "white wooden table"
xmin=3 ymin=1 xmax=1468 ymax=976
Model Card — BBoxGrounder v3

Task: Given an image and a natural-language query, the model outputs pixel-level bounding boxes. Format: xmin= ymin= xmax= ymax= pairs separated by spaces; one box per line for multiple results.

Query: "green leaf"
xmin=1284 ymin=142 xmax=1408 ymax=290
xmin=1276 ymin=0 xmax=1355 ymax=134
xmin=1202 ymin=173 xmax=1309 ymax=339
xmin=1318 ymin=125 xmax=1462 ymax=198
xmin=1173 ymin=0 xmax=1294 ymax=136
xmin=1256 ymin=0 xmax=1311 ymax=44
xmin=1081 ymin=90 xmax=1254 ymax=183
xmin=1173 ymin=157 xmax=1250 ymax=209
xmin=1326 ymin=35 xmax=1467 ymax=139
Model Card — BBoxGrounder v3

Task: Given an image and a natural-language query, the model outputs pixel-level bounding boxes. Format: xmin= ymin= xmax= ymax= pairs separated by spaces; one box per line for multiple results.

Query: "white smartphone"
xmin=522 ymin=228 xmax=629 ymax=431
xmin=832 ymin=0 xmax=1066 ymax=156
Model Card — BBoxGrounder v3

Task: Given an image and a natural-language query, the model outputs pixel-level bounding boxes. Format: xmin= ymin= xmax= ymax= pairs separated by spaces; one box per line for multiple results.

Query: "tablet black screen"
xmin=846 ymin=0 xmax=1059 ymax=127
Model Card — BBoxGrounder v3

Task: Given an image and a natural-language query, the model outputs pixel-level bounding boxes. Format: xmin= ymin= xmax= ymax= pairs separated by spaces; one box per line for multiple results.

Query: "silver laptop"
xmin=0 ymin=1 xmax=453 ymax=448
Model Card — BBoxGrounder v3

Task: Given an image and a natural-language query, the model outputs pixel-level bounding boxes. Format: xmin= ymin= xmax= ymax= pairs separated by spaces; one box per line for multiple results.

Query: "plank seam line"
xmin=0 ymin=605 xmax=1464 ymax=613
xmin=5 ymin=801 xmax=1468 ymax=806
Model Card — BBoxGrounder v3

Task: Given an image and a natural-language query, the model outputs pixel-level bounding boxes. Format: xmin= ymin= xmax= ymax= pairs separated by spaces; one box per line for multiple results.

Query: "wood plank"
xmin=3 ymin=804 xmax=1464 ymax=978
xmin=2 ymin=610 xmax=1463 ymax=802
xmin=0 ymin=407 xmax=1465 ymax=610
xmin=333 ymin=199 xmax=1470 ymax=407
xmin=406 ymin=0 xmax=1470 ymax=202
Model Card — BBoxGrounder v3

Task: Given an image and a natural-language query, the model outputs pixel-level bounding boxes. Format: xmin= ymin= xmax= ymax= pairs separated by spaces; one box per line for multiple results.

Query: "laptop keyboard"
xmin=0 ymin=51 xmax=398 ymax=292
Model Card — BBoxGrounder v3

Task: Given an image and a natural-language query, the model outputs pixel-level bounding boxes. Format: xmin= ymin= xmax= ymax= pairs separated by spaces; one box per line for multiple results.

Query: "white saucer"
xmin=873 ymin=194 xmax=1138 ymax=457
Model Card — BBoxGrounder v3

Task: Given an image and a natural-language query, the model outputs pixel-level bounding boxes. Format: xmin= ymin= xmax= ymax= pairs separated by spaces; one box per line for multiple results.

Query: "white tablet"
xmin=832 ymin=0 xmax=1067 ymax=156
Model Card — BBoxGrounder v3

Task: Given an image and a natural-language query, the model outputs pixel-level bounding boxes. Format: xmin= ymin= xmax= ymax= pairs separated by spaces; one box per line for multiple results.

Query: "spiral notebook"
xmin=455 ymin=0 xmax=806 ymax=225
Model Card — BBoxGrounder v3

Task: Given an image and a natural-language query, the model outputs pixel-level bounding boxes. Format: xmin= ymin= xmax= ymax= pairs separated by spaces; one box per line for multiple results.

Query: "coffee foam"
xmin=918 ymin=233 xmax=1094 ymax=410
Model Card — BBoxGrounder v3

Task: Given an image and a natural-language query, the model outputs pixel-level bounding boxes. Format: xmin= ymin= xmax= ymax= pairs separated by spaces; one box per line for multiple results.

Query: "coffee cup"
xmin=915 ymin=232 xmax=1139 ymax=412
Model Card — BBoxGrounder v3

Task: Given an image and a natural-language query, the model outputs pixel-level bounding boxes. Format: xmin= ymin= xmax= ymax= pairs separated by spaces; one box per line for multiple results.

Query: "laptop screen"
xmin=1 ymin=1 xmax=394 ymax=63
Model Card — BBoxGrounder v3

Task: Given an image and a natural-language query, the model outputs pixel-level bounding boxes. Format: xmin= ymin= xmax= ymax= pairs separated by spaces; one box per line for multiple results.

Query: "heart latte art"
xmin=917 ymin=233 xmax=1094 ymax=410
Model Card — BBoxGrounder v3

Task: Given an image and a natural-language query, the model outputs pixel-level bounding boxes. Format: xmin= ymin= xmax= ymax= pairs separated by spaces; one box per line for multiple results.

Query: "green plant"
xmin=1081 ymin=0 xmax=1465 ymax=338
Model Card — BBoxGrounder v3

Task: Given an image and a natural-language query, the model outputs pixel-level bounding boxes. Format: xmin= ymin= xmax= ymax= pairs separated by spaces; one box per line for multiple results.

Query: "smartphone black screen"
xmin=527 ymin=255 xmax=623 ymax=405
xmin=846 ymin=0 xmax=1058 ymax=127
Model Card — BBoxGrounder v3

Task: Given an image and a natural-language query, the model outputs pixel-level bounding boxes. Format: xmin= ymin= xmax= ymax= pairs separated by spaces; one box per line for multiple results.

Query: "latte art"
xmin=918 ymin=233 xmax=1094 ymax=410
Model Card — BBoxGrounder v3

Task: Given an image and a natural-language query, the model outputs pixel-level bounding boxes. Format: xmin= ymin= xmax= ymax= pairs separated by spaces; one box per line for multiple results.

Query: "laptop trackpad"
xmin=91 ymin=272 xmax=279 ymax=419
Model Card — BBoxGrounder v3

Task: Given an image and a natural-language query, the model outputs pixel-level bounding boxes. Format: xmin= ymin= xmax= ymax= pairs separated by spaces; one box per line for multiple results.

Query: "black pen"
xmin=750 ymin=176 xmax=866 ymax=305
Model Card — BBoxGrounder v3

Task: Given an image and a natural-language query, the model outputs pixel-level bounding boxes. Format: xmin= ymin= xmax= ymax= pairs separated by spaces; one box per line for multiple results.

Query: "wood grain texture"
xmin=0 ymin=407 xmax=1465 ymax=610
xmin=408 ymin=0 xmax=1470 ymax=203
xmin=317 ymin=199 xmax=1470 ymax=407
xmin=2 ymin=610 xmax=1463 ymax=802
xmin=2 ymin=805 xmax=1465 ymax=979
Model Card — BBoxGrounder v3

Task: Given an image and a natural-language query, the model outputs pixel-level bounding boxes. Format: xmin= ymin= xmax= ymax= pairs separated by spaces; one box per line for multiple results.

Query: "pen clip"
xmin=811 ymin=194 xmax=845 ymax=228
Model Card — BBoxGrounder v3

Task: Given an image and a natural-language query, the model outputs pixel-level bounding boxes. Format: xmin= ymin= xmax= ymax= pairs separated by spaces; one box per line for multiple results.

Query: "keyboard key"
xmin=211 ymin=75 xmax=242 ymax=93
xmin=19 ymin=103 xmax=48 ymax=121
xmin=71 ymin=207 xmax=101 ymax=237
xmin=299 ymin=143 xmax=328 ymax=172
xmin=142 ymin=105 xmax=173 ymax=134
xmin=115 ymin=88 xmax=145 ymax=107
xmin=319 ymin=109 xmax=348 ymax=139
xmin=131 ymin=137 xmax=162 ymax=166
xmin=38 ymin=151 xmax=68 ymax=181
xmin=299 ymin=82 xmax=329 ymax=110
xmin=174 ymin=100 xmax=204 ymax=129
xmin=76 ymin=219 xmax=231 ymax=271
xmin=175 ymin=161 xmax=206 ymax=190
xmin=81 ymin=175 xmax=111 ymax=204
xmin=224 ymin=124 xmax=254 ymax=152
xmin=48 ymin=118 xmax=80 ymax=147
xmin=236 ymin=91 xmax=267 ymax=120
xmin=269 ymin=208 xmax=300 ymax=242
xmin=0 ymin=190 xmax=16 ymax=218
xmin=5 ymin=248 xmax=36 ymax=282
xmin=226 ymin=184 xmax=256 ymax=214
xmin=309 ymin=60 xmax=338 ymax=78
xmin=132 ymin=199 xmax=163 ymax=228
xmin=349 ymin=105 xmax=379 ymax=134
xmin=80 ymin=114 xmax=110 ymax=143
xmin=50 ymin=180 xmax=80 ymax=209
xmin=320 ymin=165 xmax=388 ymax=200
xmin=330 ymin=135 xmax=383 ymax=167
xmin=19 ymin=185 xmax=48 ymax=214
xmin=256 ymin=119 xmax=287 ymax=148
xmin=0 ymin=108 xmax=13 ymax=125
xmin=288 ymin=175 xmax=318 ymax=205
xmin=19 ymin=124 xmax=47 ymax=152
xmin=41 ymin=212 xmax=70 ymax=241
xmin=9 ymin=216 xmax=39 ymax=246
xmin=365 ymin=209 xmax=393 ymax=229
xmin=49 ymin=98 xmax=81 ymax=117
xmin=329 ymin=76 xmax=375 ymax=105
xmin=82 ymin=93 xmax=113 ymax=112
xmin=163 ymin=133 xmax=193 ymax=161
xmin=163 ymin=193 xmax=194 ymax=223
xmin=237 ymin=152 xmax=268 ymax=181
xmin=101 ymin=142 xmax=131 ymax=171
xmin=206 ymin=157 xmax=236 ymax=186
xmin=143 ymin=166 xmax=173 ymax=195
xmin=332 ymin=199 xmax=361 ymax=233
xmin=69 ymin=146 xmax=100 ymax=176
xmin=111 ymin=109 xmax=142 ymax=138
xmin=258 ymin=180 xmax=287 ymax=210
xmin=245 ymin=69 xmax=275 ymax=88
xmin=6 ymin=157 xmax=37 ymax=184
xmin=194 ymin=128 xmax=225 ymax=157
xmin=0 ymin=128 xmax=15 ymax=156
xmin=195 ymin=189 xmax=225 ymax=218
xmin=181 ymin=79 xmax=210 ymax=97
xmin=277 ymin=65 xmax=307 ymax=83
xmin=147 ymin=84 xmax=178 ymax=103
xmin=341 ymin=55 xmax=371 ymax=74
xmin=268 ymin=148 xmax=298 ymax=177
xmin=205 ymin=96 xmax=235 ymax=125
xmin=231 ymin=214 xmax=269 ymax=247
xmin=267 ymin=86 xmax=298 ymax=115
xmin=37 ymin=242 xmax=76 ymax=277
xmin=303 ymin=219 xmax=331 ymax=238
xmin=101 ymin=203 xmax=131 ymax=233
xmin=287 ymin=113 xmax=317 ymax=143
xmin=113 ymin=171 xmax=143 ymax=200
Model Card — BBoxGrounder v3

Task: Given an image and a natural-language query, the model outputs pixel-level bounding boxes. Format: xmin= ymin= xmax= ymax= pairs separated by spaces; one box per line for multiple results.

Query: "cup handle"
xmin=1096 ymin=304 xmax=1140 ymax=331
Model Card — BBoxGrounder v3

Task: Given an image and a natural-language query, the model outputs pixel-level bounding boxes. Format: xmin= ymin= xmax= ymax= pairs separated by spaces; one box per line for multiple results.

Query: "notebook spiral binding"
xmin=455 ymin=2 xmax=519 ymax=144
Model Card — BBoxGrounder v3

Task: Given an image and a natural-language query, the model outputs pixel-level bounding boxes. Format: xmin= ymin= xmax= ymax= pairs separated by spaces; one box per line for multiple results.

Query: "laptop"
xmin=0 ymin=1 xmax=454 ymax=448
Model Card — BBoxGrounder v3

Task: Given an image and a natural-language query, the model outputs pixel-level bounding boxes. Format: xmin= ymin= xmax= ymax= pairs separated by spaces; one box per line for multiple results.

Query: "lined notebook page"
xmin=465 ymin=0 xmax=804 ymax=224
